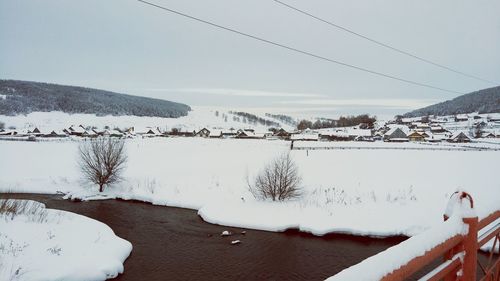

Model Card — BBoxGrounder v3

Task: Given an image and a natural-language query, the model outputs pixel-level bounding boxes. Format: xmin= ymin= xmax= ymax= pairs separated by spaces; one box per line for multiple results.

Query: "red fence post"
xmin=462 ymin=216 xmax=478 ymax=281
xmin=444 ymin=191 xmax=478 ymax=281
xmin=443 ymin=214 xmax=462 ymax=281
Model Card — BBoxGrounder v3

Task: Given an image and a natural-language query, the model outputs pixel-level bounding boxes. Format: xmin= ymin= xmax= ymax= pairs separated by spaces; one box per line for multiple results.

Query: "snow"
xmin=0 ymin=137 xmax=498 ymax=239
xmin=0 ymin=106 xmax=295 ymax=132
xmin=326 ymin=205 xmax=469 ymax=281
xmin=0 ymin=199 xmax=132 ymax=281
xmin=293 ymin=139 xmax=500 ymax=150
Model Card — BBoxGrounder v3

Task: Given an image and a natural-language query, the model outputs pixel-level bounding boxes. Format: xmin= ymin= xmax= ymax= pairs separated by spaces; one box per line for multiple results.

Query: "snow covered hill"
xmin=0 ymin=106 xmax=297 ymax=133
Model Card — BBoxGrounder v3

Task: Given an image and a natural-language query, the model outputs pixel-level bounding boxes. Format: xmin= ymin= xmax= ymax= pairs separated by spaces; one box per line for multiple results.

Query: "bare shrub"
xmin=78 ymin=137 xmax=127 ymax=192
xmin=248 ymin=153 xmax=302 ymax=201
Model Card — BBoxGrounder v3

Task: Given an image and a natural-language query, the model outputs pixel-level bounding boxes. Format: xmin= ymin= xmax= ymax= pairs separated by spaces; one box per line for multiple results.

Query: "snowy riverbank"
xmin=0 ymin=199 xmax=132 ymax=281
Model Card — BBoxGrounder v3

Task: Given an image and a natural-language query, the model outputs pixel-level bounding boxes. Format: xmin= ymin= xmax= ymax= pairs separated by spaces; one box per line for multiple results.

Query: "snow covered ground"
xmin=0 ymin=106 xmax=295 ymax=133
xmin=0 ymin=199 xmax=132 ymax=281
xmin=293 ymin=139 xmax=500 ymax=150
xmin=0 ymin=137 xmax=498 ymax=239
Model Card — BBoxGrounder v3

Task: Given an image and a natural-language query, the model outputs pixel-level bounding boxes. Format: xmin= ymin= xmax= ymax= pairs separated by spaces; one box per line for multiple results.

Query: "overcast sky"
xmin=1 ymin=0 xmax=499 ymax=117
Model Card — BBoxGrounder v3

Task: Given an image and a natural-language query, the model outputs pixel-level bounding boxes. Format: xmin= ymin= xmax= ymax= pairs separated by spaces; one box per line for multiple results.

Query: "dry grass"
xmin=0 ymin=199 xmax=48 ymax=223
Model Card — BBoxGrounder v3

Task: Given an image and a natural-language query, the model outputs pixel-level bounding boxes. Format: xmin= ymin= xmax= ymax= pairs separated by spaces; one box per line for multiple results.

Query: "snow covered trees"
xmin=249 ymin=153 xmax=302 ymax=201
xmin=78 ymin=137 xmax=127 ymax=192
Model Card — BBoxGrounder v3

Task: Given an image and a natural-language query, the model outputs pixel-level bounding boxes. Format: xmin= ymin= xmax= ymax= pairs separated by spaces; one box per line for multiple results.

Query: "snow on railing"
xmin=326 ymin=191 xmax=500 ymax=281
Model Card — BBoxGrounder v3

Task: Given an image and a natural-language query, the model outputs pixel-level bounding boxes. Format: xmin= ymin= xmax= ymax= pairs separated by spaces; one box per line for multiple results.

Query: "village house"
xmin=81 ymin=130 xmax=98 ymax=138
xmin=134 ymin=127 xmax=162 ymax=137
xmin=0 ymin=130 xmax=17 ymax=136
xmin=319 ymin=131 xmax=351 ymax=141
xmin=273 ymin=128 xmax=291 ymax=140
xmin=416 ymin=123 xmax=430 ymax=131
xmin=168 ymin=128 xmax=195 ymax=137
xmin=65 ymin=125 xmax=86 ymax=136
xmin=407 ymin=131 xmax=425 ymax=142
xmin=481 ymin=132 xmax=496 ymax=139
xmin=195 ymin=128 xmax=210 ymax=138
xmin=235 ymin=130 xmax=265 ymax=139
xmin=209 ymin=130 xmax=222 ymax=138
xmin=28 ymin=127 xmax=43 ymax=136
xmin=430 ymin=125 xmax=447 ymax=133
xmin=454 ymin=114 xmax=469 ymax=122
xmin=384 ymin=127 xmax=409 ymax=142
xmin=221 ymin=129 xmax=237 ymax=138
xmin=45 ymin=130 xmax=68 ymax=138
xmin=448 ymin=131 xmax=471 ymax=143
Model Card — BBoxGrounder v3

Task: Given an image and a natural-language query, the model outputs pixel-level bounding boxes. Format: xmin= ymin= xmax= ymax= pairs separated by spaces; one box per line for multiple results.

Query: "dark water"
xmin=1 ymin=194 xmax=492 ymax=280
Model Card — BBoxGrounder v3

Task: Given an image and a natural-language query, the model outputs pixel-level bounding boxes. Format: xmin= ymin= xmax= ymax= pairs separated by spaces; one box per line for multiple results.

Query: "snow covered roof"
xmin=49 ymin=130 xmax=67 ymax=136
xmin=236 ymin=131 xmax=265 ymax=138
xmin=291 ymin=133 xmax=319 ymax=141
xmin=69 ymin=125 xmax=86 ymax=134
xmin=401 ymin=117 xmax=420 ymax=123
xmin=319 ymin=131 xmax=350 ymax=138
xmin=209 ymin=129 xmax=222 ymax=137
xmin=450 ymin=131 xmax=470 ymax=140
xmin=135 ymin=127 xmax=162 ymax=135
xmin=384 ymin=126 xmax=409 ymax=137
xmin=407 ymin=131 xmax=424 ymax=137
xmin=346 ymin=128 xmax=372 ymax=137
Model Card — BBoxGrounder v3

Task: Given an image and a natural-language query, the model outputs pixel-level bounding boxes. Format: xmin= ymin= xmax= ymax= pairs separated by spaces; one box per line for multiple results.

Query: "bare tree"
xmin=248 ymin=153 xmax=302 ymax=201
xmin=78 ymin=137 xmax=127 ymax=192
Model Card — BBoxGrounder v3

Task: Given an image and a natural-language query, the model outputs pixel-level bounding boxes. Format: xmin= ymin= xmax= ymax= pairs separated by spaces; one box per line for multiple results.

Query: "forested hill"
xmin=403 ymin=86 xmax=500 ymax=117
xmin=0 ymin=80 xmax=191 ymax=117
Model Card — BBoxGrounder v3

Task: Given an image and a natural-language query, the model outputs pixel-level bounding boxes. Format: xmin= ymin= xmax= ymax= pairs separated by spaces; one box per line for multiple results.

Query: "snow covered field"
xmin=293 ymin=139 xmax=500 ymax=150
xmin=0 ymin=199 xmax=132 ymax=281
xmin=0 ymin=137 xmax=498 ymax=239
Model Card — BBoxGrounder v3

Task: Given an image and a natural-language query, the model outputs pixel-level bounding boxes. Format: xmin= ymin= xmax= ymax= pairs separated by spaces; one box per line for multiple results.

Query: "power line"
xmin=273 ymin=0 xmax=497 ymax=85
xmin=137 ymin=0 xmax=465 ymax=95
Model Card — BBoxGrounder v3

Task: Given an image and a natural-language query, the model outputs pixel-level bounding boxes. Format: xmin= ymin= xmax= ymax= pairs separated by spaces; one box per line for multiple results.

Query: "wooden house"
xmin=195 ymin=128 xmax=210 ymax=138
xmin=408 ymin=131 xmax=425 ymax=142
xmin=274 ymin=128 xmax=291 ymax=140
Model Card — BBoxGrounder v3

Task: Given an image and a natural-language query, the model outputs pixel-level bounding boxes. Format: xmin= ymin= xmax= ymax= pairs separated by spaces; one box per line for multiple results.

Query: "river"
xmin=2 ymin=193 xmax=489 ymax=281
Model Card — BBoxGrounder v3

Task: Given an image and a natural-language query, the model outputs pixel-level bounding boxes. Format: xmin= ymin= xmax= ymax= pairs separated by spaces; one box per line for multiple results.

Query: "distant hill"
xmin=0 ymin=80 xmax=191 ymax=117
xmin=403 ymin=86 xmax=500 ymax=117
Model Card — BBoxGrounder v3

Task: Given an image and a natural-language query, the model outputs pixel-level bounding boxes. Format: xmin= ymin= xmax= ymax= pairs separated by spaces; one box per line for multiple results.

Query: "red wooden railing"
xmin=330 ymin=191 xmax=499 ymax=281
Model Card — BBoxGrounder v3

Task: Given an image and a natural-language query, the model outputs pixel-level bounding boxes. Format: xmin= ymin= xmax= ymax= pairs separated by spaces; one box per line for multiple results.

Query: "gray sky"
xmin=1 ymin=0 xmax=499 ymax=117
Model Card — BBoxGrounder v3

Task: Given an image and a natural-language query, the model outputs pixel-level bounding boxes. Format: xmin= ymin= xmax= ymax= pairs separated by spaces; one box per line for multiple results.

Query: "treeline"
xmin=0 ymin=80 xmax=191 ymax=117
xmin=230 ymin=111 xmax=280 ymax=127
xmin=297 ymin=114 xmax=376 ymax=130
xmin=265 ymin=113 xmax=297 ymax=126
